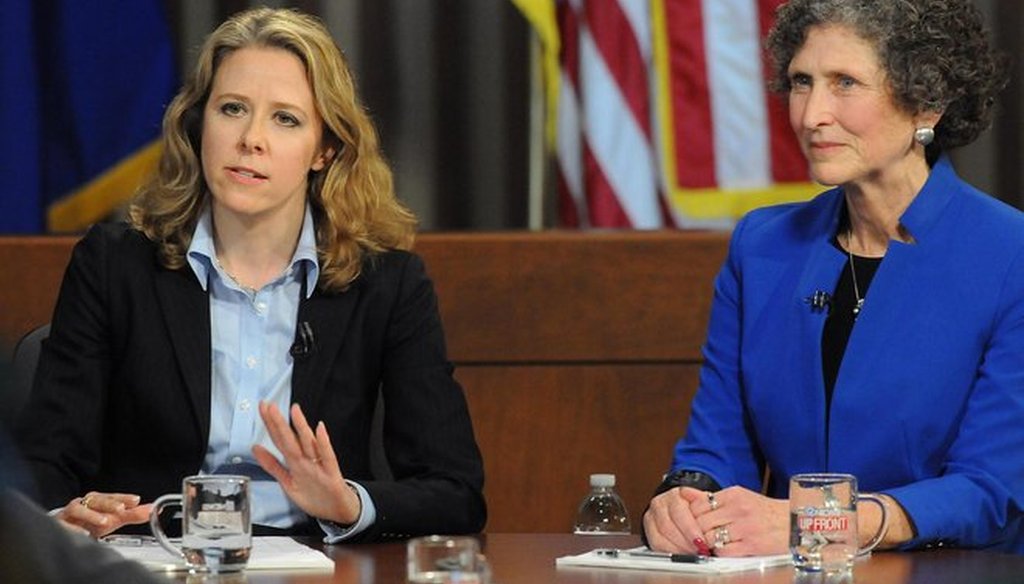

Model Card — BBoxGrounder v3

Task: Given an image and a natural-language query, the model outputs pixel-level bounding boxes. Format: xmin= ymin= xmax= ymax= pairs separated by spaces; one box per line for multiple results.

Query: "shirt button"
xmin=239 ymin=399 xmax=251 ymax=411
xmin=246 ymin=356 xmax=258 ymax=368
xmin=255 ymin=302 xmax=267 ymax=314
xmin=230 ymin=456 xmax=243 ymax=464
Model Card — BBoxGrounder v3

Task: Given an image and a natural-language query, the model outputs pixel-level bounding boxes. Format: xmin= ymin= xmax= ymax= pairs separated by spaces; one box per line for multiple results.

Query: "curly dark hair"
xmin=765 ymin=0 xmax=1007 ymax=154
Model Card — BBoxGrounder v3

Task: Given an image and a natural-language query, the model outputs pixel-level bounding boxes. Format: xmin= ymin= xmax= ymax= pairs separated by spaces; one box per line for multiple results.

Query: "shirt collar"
xmin=187 ymin=205 xmax=320 ymax=297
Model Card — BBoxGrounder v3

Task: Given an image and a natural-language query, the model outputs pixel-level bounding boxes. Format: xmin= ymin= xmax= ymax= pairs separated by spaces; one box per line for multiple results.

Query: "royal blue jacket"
xmin=673 ymin=158 xmax=1024 ymax=552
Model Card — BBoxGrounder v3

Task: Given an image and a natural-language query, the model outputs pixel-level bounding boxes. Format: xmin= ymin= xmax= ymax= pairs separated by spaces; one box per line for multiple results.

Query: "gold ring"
xmin=714 ymin=526 xmax=731 ymax=548
xmin=80 ymin=496 xmax=92 ymax=508
xmin=707 ymin=491 xmax=719 ymax=511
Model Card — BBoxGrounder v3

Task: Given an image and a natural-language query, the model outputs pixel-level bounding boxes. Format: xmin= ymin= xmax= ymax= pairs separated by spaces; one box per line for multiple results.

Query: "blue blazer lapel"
xmin=829 ymin=160 xmax=960 ymax=456
xmin=154 ymin=266 xmax=212 ymax=441
xmin=789 ymin=192 xmax=847 ymax=466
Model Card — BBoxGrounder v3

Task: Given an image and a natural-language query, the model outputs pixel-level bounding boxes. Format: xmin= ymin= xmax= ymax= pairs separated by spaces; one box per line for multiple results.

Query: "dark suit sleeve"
xmin=17 ymin=223 xmax=210 ymax=513
xmin=15 ymin=225 xmax=116 ymax=507
xmin=357 ymin=253 xmax=487 ymax=539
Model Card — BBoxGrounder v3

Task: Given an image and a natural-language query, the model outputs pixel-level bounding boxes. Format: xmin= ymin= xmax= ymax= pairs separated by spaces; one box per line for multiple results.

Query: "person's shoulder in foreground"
xmin=0 ymin=488 xmax=163 ymax=584
xmin=1 ymin=352 xmax=162 ymax=584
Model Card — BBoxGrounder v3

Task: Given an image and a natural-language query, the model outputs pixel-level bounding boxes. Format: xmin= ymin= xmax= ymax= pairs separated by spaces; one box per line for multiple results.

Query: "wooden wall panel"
xmin=459 ymin=364 xmax=701 ymax=533
xmin=414 ymin=231 xmax=727 ymax=363
xmin=0 ymin=236 xmax=77 ymax=351
xmin=0 ymin=231 xmax=730 ymax=354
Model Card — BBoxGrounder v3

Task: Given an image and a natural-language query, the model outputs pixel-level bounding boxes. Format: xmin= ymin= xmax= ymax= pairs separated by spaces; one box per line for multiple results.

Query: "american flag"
xmin=515 ymin=0 xmax=818 ymax=228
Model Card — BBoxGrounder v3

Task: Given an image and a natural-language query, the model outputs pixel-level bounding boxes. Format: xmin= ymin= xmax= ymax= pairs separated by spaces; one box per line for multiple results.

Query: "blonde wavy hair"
xmin=129 ymin=7 xmax=416 ymax=291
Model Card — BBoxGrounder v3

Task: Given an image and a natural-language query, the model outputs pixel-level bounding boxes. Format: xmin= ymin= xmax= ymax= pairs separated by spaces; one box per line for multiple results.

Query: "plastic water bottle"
xmin=573 ymin=473 xmax=631 ymax=534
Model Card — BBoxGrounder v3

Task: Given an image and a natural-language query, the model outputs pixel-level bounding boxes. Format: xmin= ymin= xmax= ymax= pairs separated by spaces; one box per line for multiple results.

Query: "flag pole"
xmin=526 ymin=32 xmax=546 ymax=230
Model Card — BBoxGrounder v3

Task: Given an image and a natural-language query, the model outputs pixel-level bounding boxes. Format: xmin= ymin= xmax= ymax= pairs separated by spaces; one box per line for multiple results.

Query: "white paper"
xmin=104 ymin=536 xmax=334 ymax=572
xmin=556 ymin=546 xmax=793 ymax=574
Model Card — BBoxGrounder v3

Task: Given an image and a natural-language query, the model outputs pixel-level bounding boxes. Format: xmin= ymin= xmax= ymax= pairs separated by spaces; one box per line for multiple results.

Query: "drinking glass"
xmin=150 ymin=475 xmax=252 ymax=573
xmin=407 ymin=535 xmax=489 ymax=583
xmin=789 ymin=473 xmax=887 ymax=574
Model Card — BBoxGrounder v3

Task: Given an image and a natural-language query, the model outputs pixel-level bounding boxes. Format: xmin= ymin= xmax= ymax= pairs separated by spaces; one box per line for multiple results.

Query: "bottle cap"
xmin=590 ymin=473 xmax=616 ymax=487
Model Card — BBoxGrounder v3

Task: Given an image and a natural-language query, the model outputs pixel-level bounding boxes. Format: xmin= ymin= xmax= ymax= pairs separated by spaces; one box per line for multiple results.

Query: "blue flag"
xmin=0 ymin=0 xmax=177 ymax=233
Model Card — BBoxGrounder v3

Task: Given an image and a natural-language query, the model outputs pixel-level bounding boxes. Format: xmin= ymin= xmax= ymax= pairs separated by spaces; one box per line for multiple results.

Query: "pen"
xmin=595 ymin=548 xmax=710 ymax=563
xmin=627 ymin=550 xmax=710 ymax=563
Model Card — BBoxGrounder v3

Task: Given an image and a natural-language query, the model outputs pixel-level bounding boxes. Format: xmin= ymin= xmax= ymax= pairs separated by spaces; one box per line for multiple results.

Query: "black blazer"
xmin=17 ymin=223 xmax=486 ymax=540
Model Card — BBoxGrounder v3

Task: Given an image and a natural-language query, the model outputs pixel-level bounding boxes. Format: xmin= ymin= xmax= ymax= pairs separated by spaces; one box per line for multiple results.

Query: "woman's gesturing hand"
xmin=56 ymin=492 xmax=152 ymax=538
xmin=253 ymin=401 xmax=361 ymax=526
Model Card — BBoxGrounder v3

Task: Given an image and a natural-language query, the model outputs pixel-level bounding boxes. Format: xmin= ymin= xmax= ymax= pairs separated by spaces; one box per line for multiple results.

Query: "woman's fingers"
xmin=79 ymin=492 xmax=141 ymax=513
xmin=680 ymin=486 xmax=716 ymax=516
xmin=119 ymin=502 xmax=154 ymax=525
xmin=63 ymin=497 xmax=111 ymax=530
xmin=664 ymin=489 xmax=707 ymax=551
xmin=252 ymin=444 xmax=291 ymax=487
xmin=258 ymin=401 xmax=303 ymax=461
xmin=683 ymin=486 xmax=790 ymax=556
xmin=643 ymin=508 xmax=682 ymax=552
xmin=289 ymin=403 xmax=320 ymax=462
xmin=253 ymin=402 xmax=342 ymax=485
xmin=253 ymin=402 xmax=358 ymax=524
xmin=259 ymin=401 xmax=321 ymax=463
xmin=643 ymin=488 xmax=704 ymax=553
xmin=258 ymin=401 xmax=331 ymax=472
xmin=59 ymin=492 xmax=149 ymax=538
xmin=315 ymin=420 xmax=344 ymax=478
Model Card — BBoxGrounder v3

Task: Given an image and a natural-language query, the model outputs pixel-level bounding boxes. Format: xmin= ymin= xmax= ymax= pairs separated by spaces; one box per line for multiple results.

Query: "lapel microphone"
xmin=805 ymin=290 xmax=831 ymax=314
xmin=290 ymin=321 xmax=316 ymax=359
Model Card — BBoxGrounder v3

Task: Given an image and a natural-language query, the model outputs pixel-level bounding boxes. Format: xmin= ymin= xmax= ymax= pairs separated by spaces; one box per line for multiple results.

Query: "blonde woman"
xmin=18 ymin=7 xmax=485 ymax=542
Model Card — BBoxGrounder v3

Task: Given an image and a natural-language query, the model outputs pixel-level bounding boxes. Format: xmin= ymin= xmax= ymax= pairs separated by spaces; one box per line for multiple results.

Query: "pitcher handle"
xmin=856 ymin=493 xmax=889 ymax=556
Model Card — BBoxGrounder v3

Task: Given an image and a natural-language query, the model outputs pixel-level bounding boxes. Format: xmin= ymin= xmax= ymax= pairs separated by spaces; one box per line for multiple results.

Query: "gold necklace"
xmin=216 ymin=257 xmax=257 ymax=295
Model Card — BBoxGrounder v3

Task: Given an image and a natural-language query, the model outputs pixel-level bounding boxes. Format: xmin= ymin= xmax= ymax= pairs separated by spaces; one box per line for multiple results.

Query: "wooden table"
xmin=169 ymin=534 xmax=1024 ymax=583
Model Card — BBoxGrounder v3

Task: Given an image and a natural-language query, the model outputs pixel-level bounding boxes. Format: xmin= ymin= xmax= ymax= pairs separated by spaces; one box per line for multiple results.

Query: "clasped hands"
xmin=56 ymin=402 xmax=359 ymax=538
xmin=643 ymin=485 xmax=789 ymax=556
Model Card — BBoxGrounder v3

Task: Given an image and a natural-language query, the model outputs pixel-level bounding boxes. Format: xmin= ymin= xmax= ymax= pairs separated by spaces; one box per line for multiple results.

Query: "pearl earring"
xmin=914 ymin=127 xmax=935 ymax=146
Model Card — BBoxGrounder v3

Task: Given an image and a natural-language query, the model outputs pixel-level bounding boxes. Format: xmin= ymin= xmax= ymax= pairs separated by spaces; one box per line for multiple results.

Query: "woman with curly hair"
xmin=644 ymin=0 xmax=1023 ymax=555
xmin=17 ymin=7 xmax=485 ymax=542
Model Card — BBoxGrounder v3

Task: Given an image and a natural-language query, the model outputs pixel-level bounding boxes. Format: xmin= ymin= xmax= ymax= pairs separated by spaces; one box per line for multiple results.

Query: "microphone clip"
xmin=804 ymin=290 xmax=831 ymax=314
xmin=290 ymin=321 xmax=316 ymax=359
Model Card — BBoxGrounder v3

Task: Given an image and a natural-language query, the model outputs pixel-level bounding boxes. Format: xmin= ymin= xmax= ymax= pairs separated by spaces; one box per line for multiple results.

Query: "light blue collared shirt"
xmin=186 ymin=205 xmax=375 ymax=541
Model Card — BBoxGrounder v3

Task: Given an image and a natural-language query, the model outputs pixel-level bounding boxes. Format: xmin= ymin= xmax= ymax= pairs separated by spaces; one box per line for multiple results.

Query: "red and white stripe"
xmin=548 ymin=0 xmax=808 ymax=228
xmin=703 ymin=0 xmax=772 ymax=189
xmin=662 ymin=0 xmax=801 ymax=189
xmin=556 ymin=0 xmax=665 ymax=228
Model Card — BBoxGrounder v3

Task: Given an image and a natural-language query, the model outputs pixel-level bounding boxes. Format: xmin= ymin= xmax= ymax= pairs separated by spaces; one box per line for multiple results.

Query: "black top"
xmin=821 ymin=243 xmax=882 ymax=420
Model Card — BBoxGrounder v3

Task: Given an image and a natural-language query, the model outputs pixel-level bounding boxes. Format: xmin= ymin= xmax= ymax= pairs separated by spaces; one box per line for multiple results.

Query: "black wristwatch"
xmin=653 ymin=469 xmax=722 ymax=496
